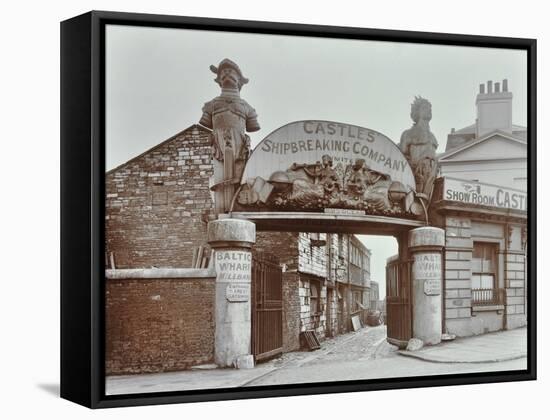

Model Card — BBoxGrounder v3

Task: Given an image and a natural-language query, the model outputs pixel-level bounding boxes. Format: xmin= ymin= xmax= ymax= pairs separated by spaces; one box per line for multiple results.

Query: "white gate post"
xmin=207 ymin=218 xmax=256 ymax=368
xmin=409 ymin=227 xmax=445 ymax=345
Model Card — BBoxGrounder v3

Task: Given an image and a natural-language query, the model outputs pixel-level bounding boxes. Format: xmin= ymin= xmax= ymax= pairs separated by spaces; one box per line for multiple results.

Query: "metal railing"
xmin=472 ymin=288 xmax=505 ymax=306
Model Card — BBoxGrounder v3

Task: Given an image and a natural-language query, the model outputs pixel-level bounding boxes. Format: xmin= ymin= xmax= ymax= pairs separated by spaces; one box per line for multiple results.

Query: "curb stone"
xmin=398 ymin=350 xmax=526 ymax=364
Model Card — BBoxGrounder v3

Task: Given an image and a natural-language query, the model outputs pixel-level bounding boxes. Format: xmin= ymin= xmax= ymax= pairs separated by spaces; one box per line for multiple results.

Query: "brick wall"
xmin=106 ymin=276 xmax=215 ymax=374
xmin=281 ymin=272 xmax=301 ymax=351
xmin=255 ymin=231 xmax=301 ymax=351
xmin=105 ymin=125 xmax=213 ymax=269
xmin=255 ymin=231 xmax=300 ymax=270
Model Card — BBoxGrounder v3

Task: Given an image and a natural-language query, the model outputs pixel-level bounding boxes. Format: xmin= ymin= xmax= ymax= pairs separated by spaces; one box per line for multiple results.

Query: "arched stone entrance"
xmin=207 ymin=215 xmax=445 ymax=367
xmin=204 ymin=109 xmax=445 ymax=367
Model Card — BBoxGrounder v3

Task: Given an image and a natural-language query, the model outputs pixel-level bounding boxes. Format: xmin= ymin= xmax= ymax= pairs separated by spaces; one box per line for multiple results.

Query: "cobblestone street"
xmin=106 ymin=327 xmax=527 ymax=395
xmin=262 ymin=325 xmax=393 ymax=370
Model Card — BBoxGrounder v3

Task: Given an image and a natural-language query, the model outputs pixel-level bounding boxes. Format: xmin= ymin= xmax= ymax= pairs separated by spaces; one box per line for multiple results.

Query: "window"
xmin=310 ymin=282 xmax=319 ymax=314
xmin=472 ymin=242 xmax=499 ymax=305
xmin=352 ymin=290 xmax=363 ymax=313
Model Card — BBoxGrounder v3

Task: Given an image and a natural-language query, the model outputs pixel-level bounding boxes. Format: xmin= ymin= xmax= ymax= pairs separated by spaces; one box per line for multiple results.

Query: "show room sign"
xmin=242 ymin=120 xmax=416 ymax=190
xmin=443 ymin=177 xmax=527 ymax=211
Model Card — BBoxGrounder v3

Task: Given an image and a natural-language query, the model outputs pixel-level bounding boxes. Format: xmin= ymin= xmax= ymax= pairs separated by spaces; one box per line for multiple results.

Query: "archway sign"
xmin=235 ymin=120 xmax=418 ymax=219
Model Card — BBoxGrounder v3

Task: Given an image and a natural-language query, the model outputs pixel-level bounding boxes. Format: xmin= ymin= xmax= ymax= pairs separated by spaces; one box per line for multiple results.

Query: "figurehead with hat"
xmin=199 ymin=59 xmax=261 ymax=213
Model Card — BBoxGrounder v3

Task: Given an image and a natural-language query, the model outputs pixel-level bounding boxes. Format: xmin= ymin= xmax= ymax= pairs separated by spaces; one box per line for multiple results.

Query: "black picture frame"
xmin=60 ymin=10 xmax=537 ymax=409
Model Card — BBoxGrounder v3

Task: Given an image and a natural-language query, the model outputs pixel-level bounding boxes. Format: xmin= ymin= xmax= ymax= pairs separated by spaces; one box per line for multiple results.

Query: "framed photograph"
xmin=61 ymin=10 xmax=536 ymax=408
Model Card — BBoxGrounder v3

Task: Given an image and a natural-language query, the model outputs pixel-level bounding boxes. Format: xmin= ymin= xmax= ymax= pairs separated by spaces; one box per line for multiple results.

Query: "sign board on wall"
xmin=214 ymin=251 xmax=252 ymax=283
xmin=413 ymin=253 xmax=442 ymax=296
xmin=242 ymin=120 xmax=416 ymax=190
xmin=215 ymin=251 xmax=252 ymax=303
xmin=443 ymin=177 xmax=527 ymax=212
xmin=226 ymin=284 xmax=250 ymax=302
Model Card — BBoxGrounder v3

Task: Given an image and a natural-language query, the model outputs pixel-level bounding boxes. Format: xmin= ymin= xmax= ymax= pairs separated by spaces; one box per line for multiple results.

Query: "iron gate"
xmin=386 ymin=258 xmax=412 ymax=346
xmin=252 ymin=252 xmax=283 ymax=362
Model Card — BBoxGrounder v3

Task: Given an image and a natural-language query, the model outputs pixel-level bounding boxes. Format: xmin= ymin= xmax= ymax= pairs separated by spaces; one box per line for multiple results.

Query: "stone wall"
xmin=298 ymin=233 xmax=328 ymax=277
xmin=299 ymin=275 xmax=327 ymax=337
xmin=504 ymin=224 xmax=527 ymax=329
xmin=105 ymin=273 xmax=215 ymax=374
xmin=325 ymin=287 xmax=338 ymax=337
xmin=326 ymin=234 xmax=349 ymax=283
xmin=443 ymin=216 xmax=474 ymax=337
xmin=443 ymin=216 xmax=527 ymax=336
xmin=105 ymin=125 xmax=213 ymax=269
xmin=281 ymin=272 xmax=301 ymax=351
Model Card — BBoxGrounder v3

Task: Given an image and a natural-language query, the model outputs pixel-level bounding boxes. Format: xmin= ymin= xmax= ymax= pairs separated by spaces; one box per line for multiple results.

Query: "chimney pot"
xmin=495 ymin=82 xmax=501 ymax=93
xmin=503 ymin=79 xmax=509 ymax=92
xmin=487 ymin=80 xmax=493 ymax=94
xmin=479 ymin=84 xmax=485 ymax=94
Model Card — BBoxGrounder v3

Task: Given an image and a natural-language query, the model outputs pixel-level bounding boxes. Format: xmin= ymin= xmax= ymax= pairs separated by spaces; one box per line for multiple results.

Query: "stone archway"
xmin=205 ymin=115 xmax=443 ymax=368
xmin=207 ymin=215 xmax=445 ymax=367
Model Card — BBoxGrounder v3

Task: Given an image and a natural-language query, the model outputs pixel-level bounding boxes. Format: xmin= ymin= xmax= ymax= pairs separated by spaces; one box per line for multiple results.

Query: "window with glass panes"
xmin=472 ymin=242 xmax=498 ymax=291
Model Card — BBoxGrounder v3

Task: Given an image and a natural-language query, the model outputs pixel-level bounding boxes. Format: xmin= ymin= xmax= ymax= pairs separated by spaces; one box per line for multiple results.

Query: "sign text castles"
xmin=260 ymin=122 xmax=409 ymax=174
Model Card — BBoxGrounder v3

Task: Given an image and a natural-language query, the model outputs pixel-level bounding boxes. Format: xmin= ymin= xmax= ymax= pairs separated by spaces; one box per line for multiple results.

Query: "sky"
xmin=105 ymin=24 xmax=527 ymax=297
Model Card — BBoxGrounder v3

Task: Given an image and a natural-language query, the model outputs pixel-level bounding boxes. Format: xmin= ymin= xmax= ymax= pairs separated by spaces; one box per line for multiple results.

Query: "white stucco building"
xmin=427 ymin=78 xmax=528 ymax=338
xmin=439 ymin=79 xmax=527 ymax=191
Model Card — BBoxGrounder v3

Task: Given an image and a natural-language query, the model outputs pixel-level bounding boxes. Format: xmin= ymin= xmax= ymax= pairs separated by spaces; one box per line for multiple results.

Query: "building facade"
xmin=105 ymin=125 xmax=372 ymax=374
xmin=440 ymin=79 xmax=527 ymax=191
xmin=430 ymin=79 xmax=527 ymax=337
xmin=104 ymin=77 xmax=528 ymax=372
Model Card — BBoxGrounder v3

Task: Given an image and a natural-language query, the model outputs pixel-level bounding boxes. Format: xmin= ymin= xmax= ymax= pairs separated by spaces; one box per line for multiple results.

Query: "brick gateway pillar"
xmin=409 ymin=226 xmax=445 ymax=345
xmin=207 ymin=218 xmax=256 ymax=368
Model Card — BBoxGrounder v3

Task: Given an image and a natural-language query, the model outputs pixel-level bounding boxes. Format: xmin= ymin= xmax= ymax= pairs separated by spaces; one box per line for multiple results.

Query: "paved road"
xmin=106 ymin=326 xmax=527 ymax=395
xmin=261 ymin=325 xmax=390 ymax=370
xmin=245 ymin=326 xmax=526 ymax=387
xmin=246 ymin=355 xmax=526 ymax=387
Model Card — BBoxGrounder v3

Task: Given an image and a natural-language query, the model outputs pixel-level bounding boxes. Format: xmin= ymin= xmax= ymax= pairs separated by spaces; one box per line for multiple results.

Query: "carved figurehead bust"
xmin=399 ymin=96 xmax=439 ymax=196
xmin=199 ymin=58 xmax=260 ymax=213
xmin=210 ymin=58 xmax=249 ymax=91
xmin=199 ymin=58 xmax=260 ymax=161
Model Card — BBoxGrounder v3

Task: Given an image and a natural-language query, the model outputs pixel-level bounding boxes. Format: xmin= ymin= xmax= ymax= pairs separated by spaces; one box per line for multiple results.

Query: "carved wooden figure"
xmin=199 ymin=59 xmax=260 ymax=213
xmin=399 ymin=96 xmax=439 ymax=199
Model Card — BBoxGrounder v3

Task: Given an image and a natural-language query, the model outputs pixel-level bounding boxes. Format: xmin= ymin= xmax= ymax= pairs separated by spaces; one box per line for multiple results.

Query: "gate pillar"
xmin=409 ymin=227 xmax=445 ymax=345
xmin=207 ymin=218 xmax=256 ymax=368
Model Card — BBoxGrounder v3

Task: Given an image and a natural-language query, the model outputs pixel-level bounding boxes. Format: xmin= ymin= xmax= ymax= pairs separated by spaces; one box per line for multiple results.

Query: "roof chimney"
xmin=476 ymin=79 xmax=513 ymax=137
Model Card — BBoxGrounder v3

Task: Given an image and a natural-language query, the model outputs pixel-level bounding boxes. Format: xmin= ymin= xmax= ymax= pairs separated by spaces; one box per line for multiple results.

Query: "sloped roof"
xmin=439 ymin=129 xmax=527 ymax=162
xmin=446 ymin=123 xmax=527 ymax=152
xmin=451 ymin=123 xmax=526 ymax=136
xmin=106 ymin=124 xmax=211 ymax=175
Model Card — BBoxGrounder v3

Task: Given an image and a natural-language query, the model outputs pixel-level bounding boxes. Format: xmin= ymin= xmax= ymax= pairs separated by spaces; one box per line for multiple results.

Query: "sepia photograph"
xmin=102 ymin=21 xmax=530 ymax=396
